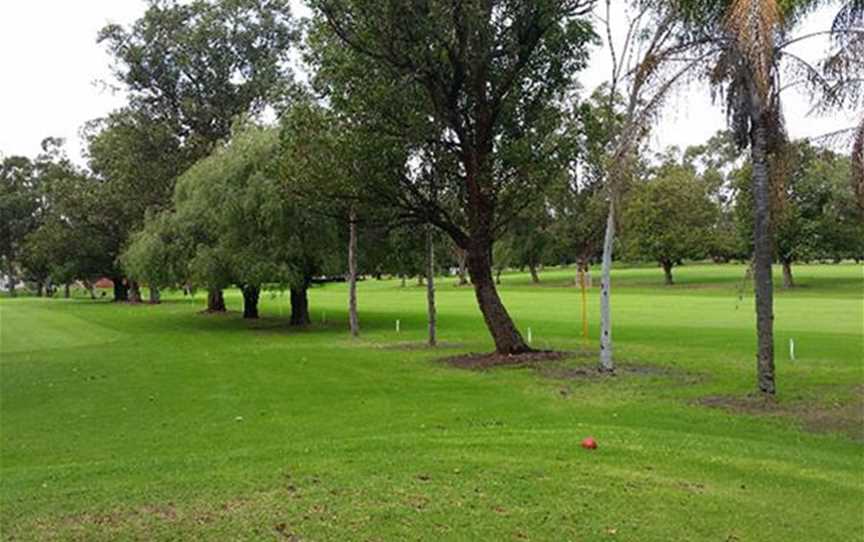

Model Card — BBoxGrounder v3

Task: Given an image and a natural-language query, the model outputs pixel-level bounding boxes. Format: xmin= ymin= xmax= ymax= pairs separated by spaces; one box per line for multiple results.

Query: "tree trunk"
xmin=751 ymin=111 xmax=776 ymax=395
xmin=290 ymin=285 xmax=311 ymax=326
xmin=129 ymin=281 xmax=142 ymax=304
xmin=529 ymin=264 xmax=540 ymax=284
xmin=662 ymin=260 xmax=674 ymax=285
xmin=599 ymin=203 xmax=615 ymax=373
xmin=149 ymin=285 xmax=161 ymax=304
xmin=242 ymin=285 xmax=260 ymax=319
xmin=782 ymin=259 xmax=794 ymax=289
xmin=417 ymin=275 xmax=424 ymax=286
xmin=207 ymin=288 xmax=226 ymax=312
xmin=495 ymin=268 xmax=502 ymax=285
xmin=466 ymin=240 xmax=529 ymax=354
xmin=64 ymin=283 xmax=71 ymax=298
xmin=426 ymin=226 xmax=437 ymax=347
xmin=400 ymin=274 xmax=406 ymax=288
xmin=6 ymin=265 xmax=15 ymax=297
xmin=84 ymin=281 xmax=96 ymax=300
xmin=579 ymin=263 xmax=589 ymax=343
xmin=456 ymin=248 xmax=468 ymax=286
xmin=348 ymin=208 xmax=360 ymax=337
xmin=113 ymin=279 xmax=128 ymax=302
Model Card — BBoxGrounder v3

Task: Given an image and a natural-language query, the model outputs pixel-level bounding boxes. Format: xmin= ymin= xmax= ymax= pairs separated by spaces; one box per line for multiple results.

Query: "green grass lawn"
xmin=1 ymin=263 xmax=862 ymax=541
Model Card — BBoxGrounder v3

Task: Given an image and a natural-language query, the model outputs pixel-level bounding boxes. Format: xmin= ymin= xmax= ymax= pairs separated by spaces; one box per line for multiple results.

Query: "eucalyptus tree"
xmin=99 ymin=0 xmax=298 ymax=310
xmin=306 ymin=0 xmax=597 ymax=354
xmin=588 ymin=1 xmax=715 ymax=372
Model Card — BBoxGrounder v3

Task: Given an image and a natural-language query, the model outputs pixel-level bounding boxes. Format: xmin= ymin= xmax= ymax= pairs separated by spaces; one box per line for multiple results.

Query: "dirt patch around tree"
xmin=698 ymin=387 xmax=864 ymax=441
xmin=439 ymin=350 xmax=569 ymax=370
xmin=438 ymin=351 xmax=701 ymax=385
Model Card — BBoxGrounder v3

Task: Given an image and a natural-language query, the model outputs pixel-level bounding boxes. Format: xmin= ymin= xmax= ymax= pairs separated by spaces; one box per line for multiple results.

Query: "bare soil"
xmin=698 ymin=386 xmax=864 ymax=441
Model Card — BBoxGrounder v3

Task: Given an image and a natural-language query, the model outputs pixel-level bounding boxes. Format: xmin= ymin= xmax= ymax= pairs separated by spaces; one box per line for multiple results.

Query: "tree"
xmin=84 ymin=109 xmax=191 ymax=302
xmin=506 ymin=203 xmax=554 ymax=284
xmin=733 ymin=142 xmax=861 ymax=285
xmin=0 ymin=156 xmax=39 ymax=296
xmin=99 ymin=0 xmax=298 ymax=310
xmin=623 ymin=159 xmax=718 ymax=285
xmin=586 ymin=2 xmax=713 ymax=372
xmin=307 ymin=0 xmax=596 ymax=354
xmin=672 ymin=0 xmax=833 ymax=395
xmin=682 ymin=131 xmax=746 ymax=263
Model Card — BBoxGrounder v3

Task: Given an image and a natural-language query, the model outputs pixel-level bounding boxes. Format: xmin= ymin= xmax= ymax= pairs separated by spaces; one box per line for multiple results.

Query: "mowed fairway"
xmin=1 ymin=263 xmax=862 ymax=541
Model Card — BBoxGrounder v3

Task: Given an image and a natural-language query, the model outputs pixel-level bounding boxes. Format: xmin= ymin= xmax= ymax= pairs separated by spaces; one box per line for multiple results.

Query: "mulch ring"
xmin=439 ymin=350 xmax=699 ymax=383
xmin=698 ymin=387 xmax=864 ymax=441
xmin=440 ymin=350 xmax=569 ymax=370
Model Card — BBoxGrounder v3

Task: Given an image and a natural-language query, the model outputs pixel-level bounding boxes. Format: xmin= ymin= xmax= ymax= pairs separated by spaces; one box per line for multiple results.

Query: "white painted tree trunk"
xmin=599 ymin=202 xmax=615 ymax=372
xmin=426 ymin=226 xmax=437 ymax=347
xmin=348 ymin=207 xmax=360 ymax=337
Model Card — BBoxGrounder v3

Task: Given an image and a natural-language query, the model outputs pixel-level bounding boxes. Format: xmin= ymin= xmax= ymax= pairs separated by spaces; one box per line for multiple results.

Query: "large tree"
xmin=98 ymin=0 xmax=297 ymax=309
xmin=306 ymin=0 xmax=596 ymax=354
xmin=0 ymin=156 xmax=40 ymax=296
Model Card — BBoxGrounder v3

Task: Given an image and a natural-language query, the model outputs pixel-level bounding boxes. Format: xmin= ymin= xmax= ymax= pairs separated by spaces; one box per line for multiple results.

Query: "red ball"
xmin=581 ymin=437 xmax=598 ymax=450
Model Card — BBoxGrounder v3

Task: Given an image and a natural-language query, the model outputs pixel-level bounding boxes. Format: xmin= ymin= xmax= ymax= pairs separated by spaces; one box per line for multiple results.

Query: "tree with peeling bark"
xmin=306 ymin=0 xmax=596 ymax=354
xmin=590 ymin=1 xmax=714 ymax=372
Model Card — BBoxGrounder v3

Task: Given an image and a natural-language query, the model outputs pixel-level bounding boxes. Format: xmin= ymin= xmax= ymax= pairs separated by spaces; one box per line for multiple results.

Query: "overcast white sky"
xmin=0 ymin=1 xmax=852 ymax=165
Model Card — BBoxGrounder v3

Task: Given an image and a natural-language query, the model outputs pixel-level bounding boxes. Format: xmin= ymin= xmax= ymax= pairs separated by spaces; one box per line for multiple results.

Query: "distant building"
xmin=93 ymin=278 xmax=114 ymax=289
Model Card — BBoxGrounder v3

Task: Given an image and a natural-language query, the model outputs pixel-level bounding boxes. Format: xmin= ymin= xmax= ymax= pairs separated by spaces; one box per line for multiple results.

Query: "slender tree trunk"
xmin=149 ymin=285 xmax=161 ymax=304
xmin=495 ymin=268 xmax=502 ymax=285
xmin=782 ymin=259 xmax=794 ymax=289
xmin=129 ymin=281 xmax=142 ymax=304
xmin=417 ymin=275 xmax=424 ymax=286
xmin=400 ymin=274 xmax=406 ymax=288
xmin=207 ymin=288 xmax=226 ymax=312
xmin=113 ymin=279 xmax=128 ymax=302
xmin=290 ymin=284 xmax=311 ymax=326
xmin=348 ymin=208 xmax=360 ymax=337
xmin=456 ymin=249 xmax=468 ymax=286
xmin=242 ymin=285 xmax=260 ymax=319
xmin=529 ymin=264 xmax=540 ymax=284
xmin=751 ymin=112 xmax=776 ymax=395
xmin=84 ymin=281 xmax=96 ymax=300
xmin=426 ymin=226 xmax=437 ymax=347
xmin=662 ymin=260 xmax=674 ymax=285
xmin=64 ymin=283 xmax=71 ymax=298
xmin=579 ymin=262 xmax=589 ymax=344
xmin=6 ymin=264 xmax=15 ymax=297
xmin=599 ymin=202 xmax=615 ymax=373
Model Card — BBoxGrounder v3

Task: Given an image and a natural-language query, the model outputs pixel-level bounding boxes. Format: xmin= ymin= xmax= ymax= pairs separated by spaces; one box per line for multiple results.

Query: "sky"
xmin=0 ymin=1 xmax=853 ymax=166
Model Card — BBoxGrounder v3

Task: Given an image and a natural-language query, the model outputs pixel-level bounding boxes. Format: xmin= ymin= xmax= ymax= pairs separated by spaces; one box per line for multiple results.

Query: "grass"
xmin=1 ymin=262 xmax=862 ymax=541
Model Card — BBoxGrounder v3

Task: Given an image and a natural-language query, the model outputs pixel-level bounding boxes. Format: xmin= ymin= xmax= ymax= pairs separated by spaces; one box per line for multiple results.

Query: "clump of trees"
xmin=2 ymin=0 xmax=861 ymax=397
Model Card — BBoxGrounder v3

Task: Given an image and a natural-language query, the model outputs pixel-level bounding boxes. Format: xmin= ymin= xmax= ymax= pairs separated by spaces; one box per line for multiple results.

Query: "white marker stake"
xmin=527 ymin=327 xmax=533 ymax=345
xmin=789 ymin=338 xmax=795 ymax=361
xmin=396 ymin=319 xmax=401 ymax=333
